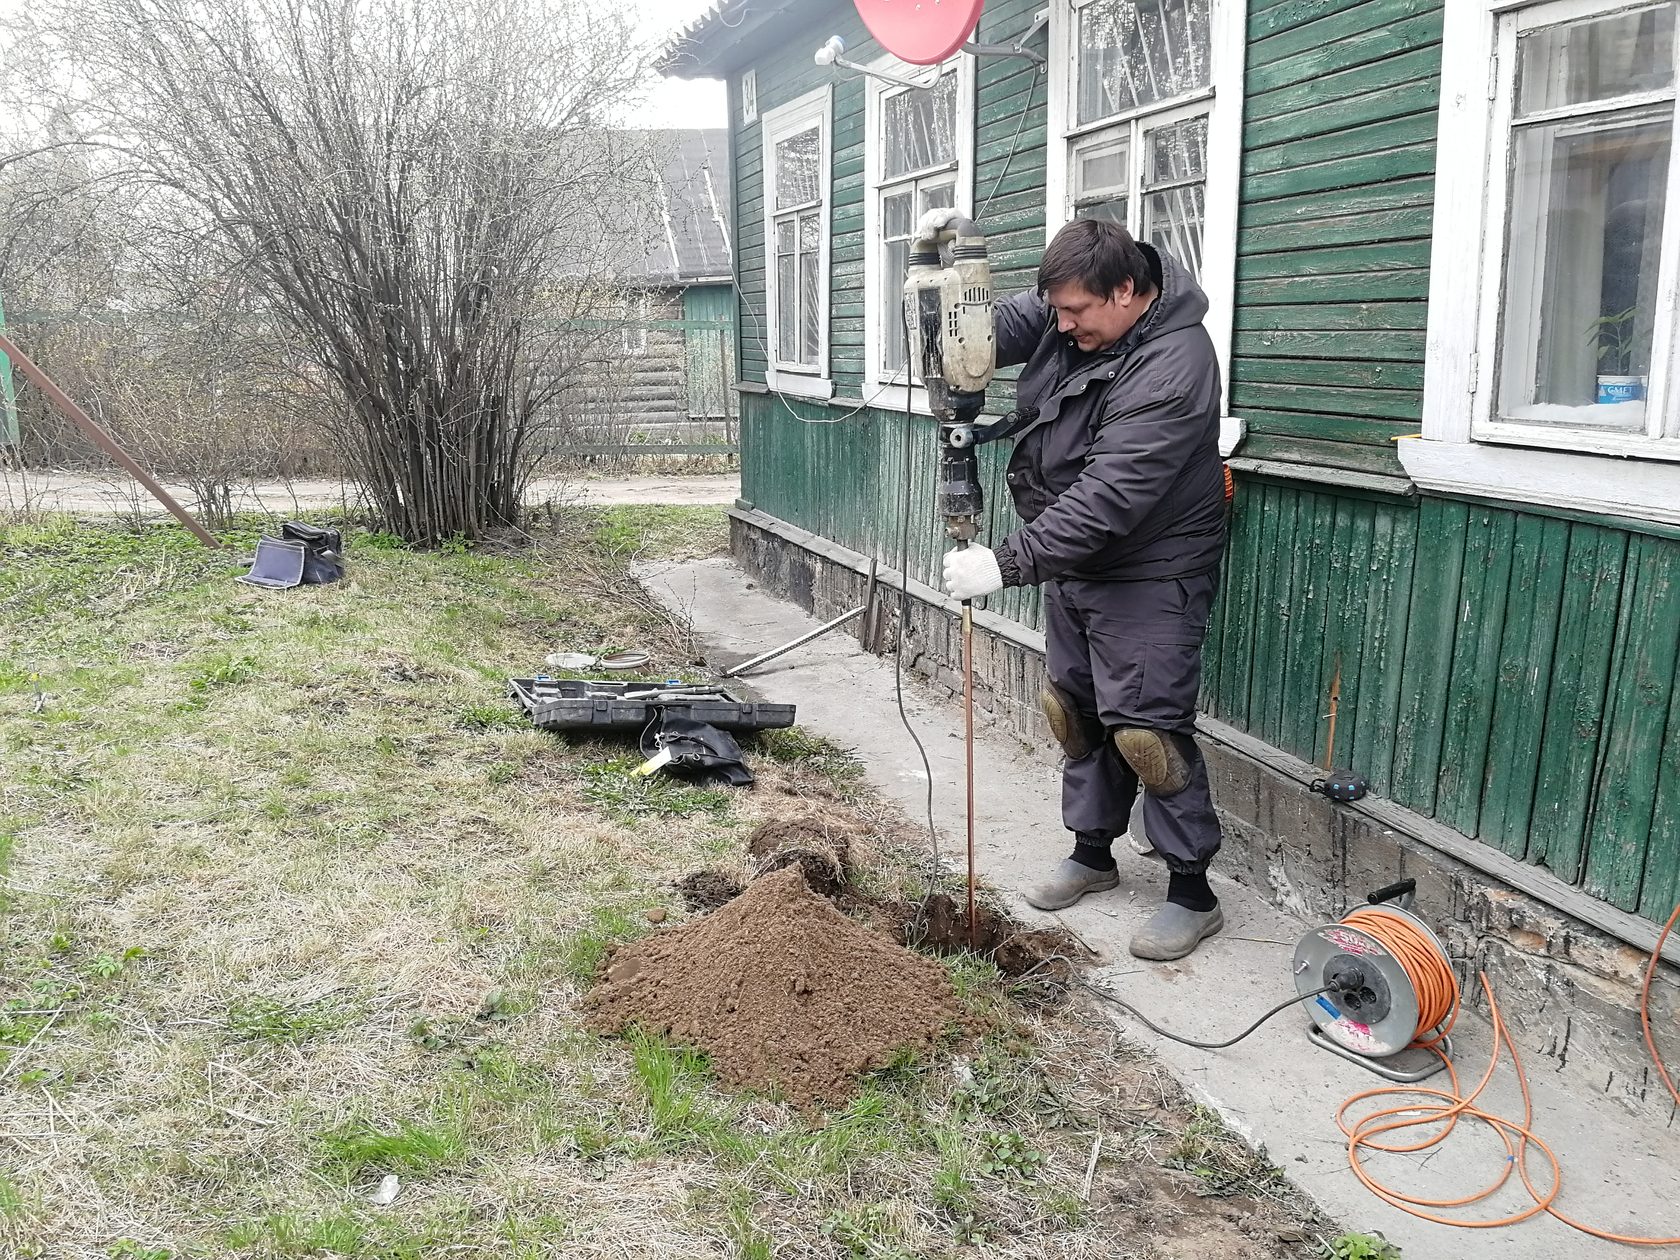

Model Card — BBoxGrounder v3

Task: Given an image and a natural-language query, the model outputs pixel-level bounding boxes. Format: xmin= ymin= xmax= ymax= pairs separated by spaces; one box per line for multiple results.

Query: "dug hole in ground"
xmin=638 ymin=553 xmax=1680 ymax=1260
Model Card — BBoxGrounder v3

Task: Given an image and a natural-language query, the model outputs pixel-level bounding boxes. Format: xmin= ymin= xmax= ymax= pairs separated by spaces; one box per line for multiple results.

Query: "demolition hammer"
xmin=902 ymin=212 xmax=995 ymax=943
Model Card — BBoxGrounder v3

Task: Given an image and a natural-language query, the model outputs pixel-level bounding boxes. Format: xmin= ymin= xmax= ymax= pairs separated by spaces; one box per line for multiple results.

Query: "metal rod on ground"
xmin=860 ymin=557 xmax=880 ymax=654
xmin=1325 ymin=658 xmax=1342 ymax=769
xmin=962 ymin=600 xmax=977 ymax=949
xmin=719 ymin=605 xmax=866 ymax=678
xmin=0 ymin=331 xmax=221 ymax=548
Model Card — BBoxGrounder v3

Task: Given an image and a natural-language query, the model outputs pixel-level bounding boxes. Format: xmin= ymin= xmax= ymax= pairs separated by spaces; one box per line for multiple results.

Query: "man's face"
xmin=1045 ymin=279 xmax=1147 ymax=352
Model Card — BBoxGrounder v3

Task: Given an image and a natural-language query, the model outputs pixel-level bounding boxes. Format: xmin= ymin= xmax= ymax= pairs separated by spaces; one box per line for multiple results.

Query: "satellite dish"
xmin=852 ymin=0 xmax=985 ymax=65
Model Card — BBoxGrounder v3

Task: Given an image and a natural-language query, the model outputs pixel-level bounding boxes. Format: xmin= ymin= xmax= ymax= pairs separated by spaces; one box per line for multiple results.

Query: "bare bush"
xmin=27 ymin=0 xmax=661 ymax=544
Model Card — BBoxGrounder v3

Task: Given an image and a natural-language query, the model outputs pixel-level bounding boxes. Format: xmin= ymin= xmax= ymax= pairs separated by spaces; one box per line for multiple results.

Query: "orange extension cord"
xmin=1335 ymin=902 xmax=1680 ymax=1245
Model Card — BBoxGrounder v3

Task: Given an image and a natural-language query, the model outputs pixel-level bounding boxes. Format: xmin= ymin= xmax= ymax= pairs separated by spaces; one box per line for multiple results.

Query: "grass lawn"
xmin=0 ymin=506 xmax=1342 ymax=1259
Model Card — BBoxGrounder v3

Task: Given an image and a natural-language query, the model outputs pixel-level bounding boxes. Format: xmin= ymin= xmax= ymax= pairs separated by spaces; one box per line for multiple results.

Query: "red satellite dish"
xmin=852 ymin=0 xmax=985 ymax=65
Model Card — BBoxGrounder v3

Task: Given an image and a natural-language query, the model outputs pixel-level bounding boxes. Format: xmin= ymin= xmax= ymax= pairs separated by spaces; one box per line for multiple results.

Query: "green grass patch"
xmin=579 ymin=757 xmax=733 ymax=823
xmin=316 ymin=1112 xmax=470 ymax=1183
xmin=226 ymin=993 xmax=358 ymax=1044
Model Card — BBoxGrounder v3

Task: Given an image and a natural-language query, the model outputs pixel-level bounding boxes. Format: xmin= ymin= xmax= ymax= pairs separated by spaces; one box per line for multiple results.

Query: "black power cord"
xmin=1078 ymin=978 xmax=1334 ymax=1051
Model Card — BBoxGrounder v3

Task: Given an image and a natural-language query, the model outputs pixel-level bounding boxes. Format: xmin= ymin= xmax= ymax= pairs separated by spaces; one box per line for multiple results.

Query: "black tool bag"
xmin=281 ymin=522 xmax=345 ymax=585
xmin=238 ymin=522 xmax=346 ymax=589
xmin=639 ymin=712 xmax=755 ymax=787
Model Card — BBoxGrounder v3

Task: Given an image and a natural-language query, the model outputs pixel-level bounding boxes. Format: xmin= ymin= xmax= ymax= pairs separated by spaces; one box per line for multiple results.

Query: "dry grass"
xmin=0 ymin=507 xmax=1333 ymax=1259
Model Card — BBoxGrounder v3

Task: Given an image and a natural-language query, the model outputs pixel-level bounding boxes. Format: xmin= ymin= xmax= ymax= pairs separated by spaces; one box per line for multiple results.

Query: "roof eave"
xmin=656 ymin=0 xmax=822 ymax=79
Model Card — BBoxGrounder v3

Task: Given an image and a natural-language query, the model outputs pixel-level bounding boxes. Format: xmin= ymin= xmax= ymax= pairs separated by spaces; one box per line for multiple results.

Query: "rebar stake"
xmin=962 ymin=602 xmax=977 ymax=950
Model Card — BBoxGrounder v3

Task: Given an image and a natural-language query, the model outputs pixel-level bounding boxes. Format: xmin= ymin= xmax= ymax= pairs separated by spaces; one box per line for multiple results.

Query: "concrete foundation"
xmin=728 ymin=505 xmax=1680 ymax=1129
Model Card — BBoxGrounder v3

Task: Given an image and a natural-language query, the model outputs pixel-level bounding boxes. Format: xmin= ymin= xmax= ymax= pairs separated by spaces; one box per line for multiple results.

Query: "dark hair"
xmin=1037 ymin=219 xmax=1154 ymax=301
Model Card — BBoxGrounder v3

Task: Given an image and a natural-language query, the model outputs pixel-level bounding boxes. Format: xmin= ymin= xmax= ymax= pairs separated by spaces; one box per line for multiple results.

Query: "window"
xmin=760 ymin=87 xmax=832 ymax=396
xmin=1492 ymin=2 xmax=1678 ymax=443
xmin=1046 ymin=0 xmax=1245 ymax=441
xmin=865 ymin=56 xmax=976 ymax=403
xmin=1066 ymin=1 xmax=1211 ymax=269
xmin=1416 ymin=0 xmax=1680 ymax=526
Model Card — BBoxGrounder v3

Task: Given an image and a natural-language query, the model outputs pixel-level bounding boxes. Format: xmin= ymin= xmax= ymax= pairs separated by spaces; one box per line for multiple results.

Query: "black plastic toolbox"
xmin=507 ymin=678 xmax=796 ymax=734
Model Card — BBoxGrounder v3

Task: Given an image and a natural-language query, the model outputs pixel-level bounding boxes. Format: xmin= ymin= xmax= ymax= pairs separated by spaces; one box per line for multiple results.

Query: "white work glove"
xmin=914 ymin=207 xmax=963 ymax=238
xmin=942 ymin=545 xmax=1004 ymax=602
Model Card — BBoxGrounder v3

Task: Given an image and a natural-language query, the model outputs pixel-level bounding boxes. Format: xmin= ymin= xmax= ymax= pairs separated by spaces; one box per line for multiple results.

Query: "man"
xmin=941 ymin=218 xmax=1227 ymax=962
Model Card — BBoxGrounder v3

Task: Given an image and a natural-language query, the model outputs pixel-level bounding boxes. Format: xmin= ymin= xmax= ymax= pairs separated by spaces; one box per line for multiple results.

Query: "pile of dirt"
xmin=744 ymin=809 xmax=860 ymax=895
xmin=583 ymin=866 xmax=959 ymax=1106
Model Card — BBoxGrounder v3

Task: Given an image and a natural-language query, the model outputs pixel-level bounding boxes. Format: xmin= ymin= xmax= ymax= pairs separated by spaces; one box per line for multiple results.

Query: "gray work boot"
xmin=1040 ymin=685 xmax=1106 ymax=760
xmin=1114 ymin=727 xmax=1191 ymax=795
xmin=1128 ymin=902 xmax=1224 ymax=961
xmin=1024 ymin=858 xmax=1120 ymax=911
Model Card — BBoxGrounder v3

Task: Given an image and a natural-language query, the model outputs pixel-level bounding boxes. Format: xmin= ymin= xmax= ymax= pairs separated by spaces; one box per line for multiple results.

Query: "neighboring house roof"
xmin=657 ymin=0 xmax=824 ymax=78
xmin=621 ymin=129 xmax=734 ymax=287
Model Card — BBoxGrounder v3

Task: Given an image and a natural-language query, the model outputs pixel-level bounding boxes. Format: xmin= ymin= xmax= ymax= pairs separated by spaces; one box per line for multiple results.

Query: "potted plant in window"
xmin=1587 ymin=304 xmax=1644 ymax=404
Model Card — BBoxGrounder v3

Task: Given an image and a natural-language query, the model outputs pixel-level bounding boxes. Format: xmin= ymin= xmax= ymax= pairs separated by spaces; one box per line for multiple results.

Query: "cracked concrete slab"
xmin=640 ymin=554 xmax=1680 ymax=1260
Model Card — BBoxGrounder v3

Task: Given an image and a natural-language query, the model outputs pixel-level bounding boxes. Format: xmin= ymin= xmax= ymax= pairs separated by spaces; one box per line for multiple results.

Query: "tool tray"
xmin=507 ymin=678 xmax=796 ymax=734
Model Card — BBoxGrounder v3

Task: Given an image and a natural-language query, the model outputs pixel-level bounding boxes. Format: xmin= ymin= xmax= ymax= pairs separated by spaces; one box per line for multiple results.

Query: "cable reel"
xmin=1294 ymin=879 xmax=1458 ymax=1083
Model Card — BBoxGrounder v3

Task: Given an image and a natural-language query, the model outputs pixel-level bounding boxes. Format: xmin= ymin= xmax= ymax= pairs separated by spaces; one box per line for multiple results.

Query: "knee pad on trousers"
xmin=1113 ymin=727 xmax=1191 ymax=796
xmin=1040 ymin=684 xmax=1106 ymax=760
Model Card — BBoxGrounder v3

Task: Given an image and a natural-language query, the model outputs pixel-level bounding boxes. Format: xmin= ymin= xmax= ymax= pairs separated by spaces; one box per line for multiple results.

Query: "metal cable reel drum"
xmin=1294 ymin=889 xmax=1455 ymax=1081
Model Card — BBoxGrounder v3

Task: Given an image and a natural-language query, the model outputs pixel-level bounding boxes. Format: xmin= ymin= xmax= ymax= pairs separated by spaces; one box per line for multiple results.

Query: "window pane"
xmin=1077 ymin=0 xmax=1210 ymax=127
xmin=799 ymin=209 xmax=821 ymax=252
xmin=1075 ymin=135 xmax=1130 ymax=197
xmin=1077 ymin=198 xmax=1130 ymax=225
xmin=883 ymin=71 xmax=958 ymax=179
xmin=919 ymin=180 xmax=956 ymax=215
xmin=777 ymin=252 xmax=797 ymax=362
xmin=775 ymin=126 xmax=822 ymax=209
xmin=775 ymin=217 xmax=795 ymax=257
xmin=1144 ymin=184 xmax=1205 ymax=278
xmin=883 ymin=188 xmax=915 ymax=241
xmin=1147 ymin=115 xmax=1207 ymax=186
xmin=1498 ymin=110 xmax=1670 ymax=429
xmin=1517 ymin=5 xmax=1676 ymax=116
xmin=800 ymin=250 xmax=820 ymax=365
xmin=883 ymin=237 xmax=909 ymax=375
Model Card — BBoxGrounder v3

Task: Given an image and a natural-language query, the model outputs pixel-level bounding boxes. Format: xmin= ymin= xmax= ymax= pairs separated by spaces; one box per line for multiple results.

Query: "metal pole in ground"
xmin=0 ymin=331 xmax=221 ymax=547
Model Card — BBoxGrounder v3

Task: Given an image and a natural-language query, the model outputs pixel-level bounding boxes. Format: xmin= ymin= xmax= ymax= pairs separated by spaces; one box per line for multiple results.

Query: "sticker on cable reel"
xmin=1320 ymin=927 xmax=1385 ymax=957
xmin=1331 ymin=1017 xmax=1380 ymax=1054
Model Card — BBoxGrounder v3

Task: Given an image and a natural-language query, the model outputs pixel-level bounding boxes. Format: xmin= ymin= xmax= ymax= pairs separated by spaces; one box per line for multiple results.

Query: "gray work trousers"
xmin=1043 ymin=572 xmax=1223 ymax=874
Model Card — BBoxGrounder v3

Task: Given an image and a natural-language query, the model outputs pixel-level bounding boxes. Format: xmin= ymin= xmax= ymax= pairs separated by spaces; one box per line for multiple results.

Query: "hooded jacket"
xmin=990 ymin=243 xmax=1225 ymax=588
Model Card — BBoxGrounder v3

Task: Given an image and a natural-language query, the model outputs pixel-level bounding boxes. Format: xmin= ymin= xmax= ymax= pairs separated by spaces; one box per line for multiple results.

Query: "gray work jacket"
xmin=990 ymin=244 xmax=1226 ymax=588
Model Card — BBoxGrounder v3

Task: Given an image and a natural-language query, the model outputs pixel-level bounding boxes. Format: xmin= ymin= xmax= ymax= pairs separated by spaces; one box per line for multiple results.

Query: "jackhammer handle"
xmin=1366 ymin=878 xmax=1417 ymax=906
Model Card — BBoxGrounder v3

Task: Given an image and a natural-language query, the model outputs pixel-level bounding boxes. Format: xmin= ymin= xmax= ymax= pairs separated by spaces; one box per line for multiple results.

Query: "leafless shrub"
xmin=25 ymin=0 xmax=662 ymax=544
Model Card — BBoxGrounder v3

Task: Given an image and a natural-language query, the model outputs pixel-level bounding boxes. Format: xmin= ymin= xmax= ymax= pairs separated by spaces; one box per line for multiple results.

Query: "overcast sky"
xmin=0 ymin=0 xmax=728 ymax=129
xmin=636 ymin=0 xmax=728 ymax=128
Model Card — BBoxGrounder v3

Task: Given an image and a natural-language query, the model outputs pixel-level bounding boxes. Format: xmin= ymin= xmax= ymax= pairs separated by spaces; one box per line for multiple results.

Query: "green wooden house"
xmin=661 ymin=0 xmax=1680 ymax=1111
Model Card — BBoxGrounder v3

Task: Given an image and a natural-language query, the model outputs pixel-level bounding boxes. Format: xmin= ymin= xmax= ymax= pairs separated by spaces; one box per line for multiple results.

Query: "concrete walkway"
xmin=0 ymin=470 xmax=741 ymax=517
xmin=640 ymin=555 xmax=1680 ymax=1260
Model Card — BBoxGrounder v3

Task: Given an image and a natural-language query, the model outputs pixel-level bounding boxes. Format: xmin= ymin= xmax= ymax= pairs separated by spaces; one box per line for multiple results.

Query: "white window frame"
xmin=864 ymin=52 xmax=978 ymax=415
xmin=1414 ymin=0 xmax=1680 ymax=526
xmin=761 ymin=85 xmax=834 ymax=400
xmin=1045 ymin=0 xmax=1246 ymax=455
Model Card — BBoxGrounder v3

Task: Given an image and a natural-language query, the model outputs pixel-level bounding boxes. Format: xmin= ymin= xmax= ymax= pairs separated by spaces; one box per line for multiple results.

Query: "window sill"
xmin=767 ymin=370 xmax=834 ymax=401
xmin=1473 ymin=419 xmax=1680 ymax=464
xmin=864 ymin=383 xmax=932 ymax=416
xmin=1397 ymin=438 xmax=1680 ymax=529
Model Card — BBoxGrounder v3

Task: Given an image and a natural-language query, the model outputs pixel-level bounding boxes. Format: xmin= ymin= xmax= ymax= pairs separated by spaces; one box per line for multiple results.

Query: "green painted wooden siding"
xmin=730 ymin=0 xmax=1047 ymax=404
xmin=1233 ymin=0 xmax=1444 ymax=474
xmin=1203 ymin=479 xmax=1680 ymax=920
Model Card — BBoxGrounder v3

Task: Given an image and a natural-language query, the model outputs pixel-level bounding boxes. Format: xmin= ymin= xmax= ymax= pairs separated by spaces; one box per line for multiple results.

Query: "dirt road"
xmin=0 ymin=469 xmax=741 ymax=517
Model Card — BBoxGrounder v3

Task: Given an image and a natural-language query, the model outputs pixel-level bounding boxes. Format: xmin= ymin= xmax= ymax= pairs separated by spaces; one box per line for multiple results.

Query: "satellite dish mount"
xmin=816 ymin=2 xmax=1046 ymax=88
